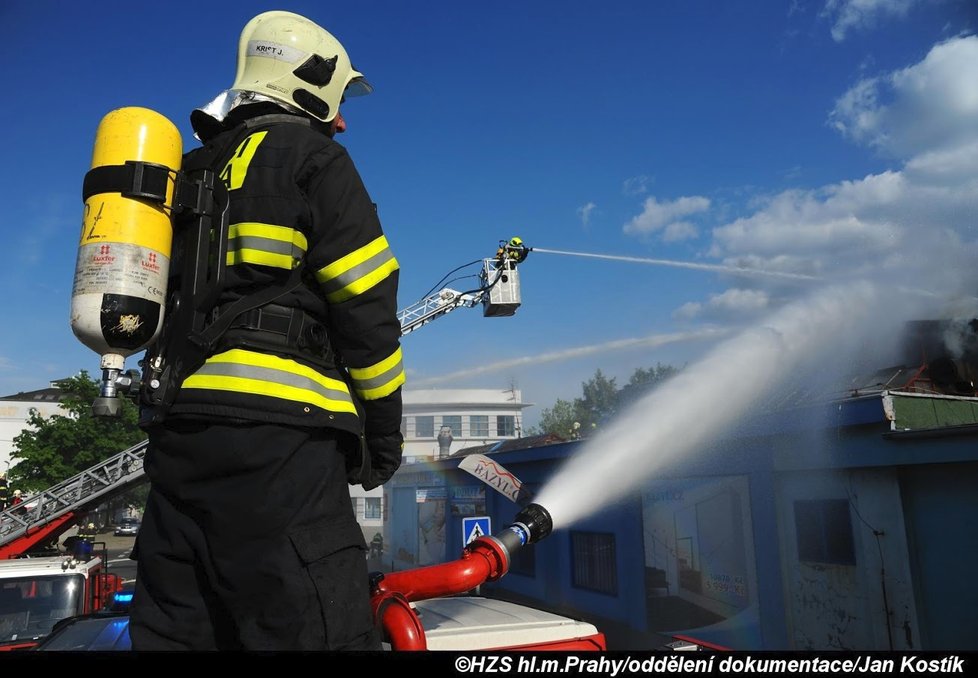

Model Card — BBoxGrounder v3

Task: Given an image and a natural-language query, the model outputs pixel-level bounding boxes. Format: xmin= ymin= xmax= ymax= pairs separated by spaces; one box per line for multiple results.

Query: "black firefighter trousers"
xmin=129 ymin=420 xmax=379 ymax=651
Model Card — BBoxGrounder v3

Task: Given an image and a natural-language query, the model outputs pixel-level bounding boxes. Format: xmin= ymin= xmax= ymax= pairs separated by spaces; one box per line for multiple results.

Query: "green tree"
xmin=535 ymin=398 xmax=578 ymax=439
xmin=9 ymin=371 xmax=146 ymax=492
xmin=575 ymin=369 xmax=618 ymax=431
xmin=618 ymin=363 xmax=679 ymax=409
xmin=533 ymin=363 xmax=681 ymax=439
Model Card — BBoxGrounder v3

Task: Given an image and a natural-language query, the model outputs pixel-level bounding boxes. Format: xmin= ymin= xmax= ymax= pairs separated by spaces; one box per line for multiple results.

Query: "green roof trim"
xmin=883 ymin=392 xmax=978 ymax=431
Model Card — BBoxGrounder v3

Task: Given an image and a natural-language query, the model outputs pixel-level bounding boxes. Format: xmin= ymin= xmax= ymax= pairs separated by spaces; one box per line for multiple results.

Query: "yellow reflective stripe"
xmin=349 ymin=347 xmax=406 ymax=400
xmin=181 ymin=348 xmax=357 ymax=415
xmin=315 ymin=236 xmax=399 ymax=303
xmin=219 ymin=131 xmax=268 ymax=190
xmin=226 ymin=222 xmax=308 ymax=269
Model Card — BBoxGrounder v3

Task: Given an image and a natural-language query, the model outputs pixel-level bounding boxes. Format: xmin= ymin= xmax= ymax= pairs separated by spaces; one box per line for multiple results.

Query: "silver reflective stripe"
xmin=351 ymin=355 xmax=404 ymax=393
xmin=228 ymin=235 xmax=304 ymax=259
xmin=320 ymin=248 xmax=397 ymax=297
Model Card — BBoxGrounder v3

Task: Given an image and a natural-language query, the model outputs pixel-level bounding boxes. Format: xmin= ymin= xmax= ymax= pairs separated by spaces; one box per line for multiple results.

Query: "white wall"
xmin=0 ymin=399 xmax=65 ymax=473
xmin=401 ymin=388 xmax=530 ymax=460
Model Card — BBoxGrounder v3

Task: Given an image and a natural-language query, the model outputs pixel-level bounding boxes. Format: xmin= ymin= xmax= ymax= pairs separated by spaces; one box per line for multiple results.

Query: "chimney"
xmin=437 ymin=425 xmax=453 ymax=459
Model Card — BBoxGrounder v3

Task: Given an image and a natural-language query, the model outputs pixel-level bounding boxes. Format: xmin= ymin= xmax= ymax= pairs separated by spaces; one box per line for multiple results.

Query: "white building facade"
xmin=0 ymin=386 xmax=68 ymax=472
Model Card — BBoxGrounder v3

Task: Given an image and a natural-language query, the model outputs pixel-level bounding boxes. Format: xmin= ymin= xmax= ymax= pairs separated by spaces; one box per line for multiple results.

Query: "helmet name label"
xmin=246 ymin=40 xmax=304 ymax=64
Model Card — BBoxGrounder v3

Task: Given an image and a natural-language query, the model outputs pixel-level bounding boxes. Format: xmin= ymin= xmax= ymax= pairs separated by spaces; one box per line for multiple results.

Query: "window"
xmin=364 ymin=498 xmax=382 ymax=520
xmin=351 ymin=497 xmax=359 ymax=516
xmin=509 ymin=543 xmax=536 ymax=577
xmin=470 ymin=415 xmax=489 ymax=437
xmin=415 ymin=416 xmax=434 ymax=437
xmin=442 ymin=415 xmax=462 ymax=436
xmin=496 ymin=415 xmax=515 ymax=437
xmin=570 ymin=531 xmax=618 ymax=595
xmin=794 ymin=499 xmax=856 ymax=565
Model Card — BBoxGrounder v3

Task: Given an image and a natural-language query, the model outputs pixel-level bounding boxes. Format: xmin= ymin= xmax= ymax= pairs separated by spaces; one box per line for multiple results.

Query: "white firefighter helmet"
xmin=231 ymin=10 xmax=371 ymax=123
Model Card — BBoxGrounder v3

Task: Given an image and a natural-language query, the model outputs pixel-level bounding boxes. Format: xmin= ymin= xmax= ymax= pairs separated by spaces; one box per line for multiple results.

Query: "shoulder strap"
xmin=187 ymin=114 xmax=314 ymax=349
xmin=139 ymin=116 xmax=315 ymax=425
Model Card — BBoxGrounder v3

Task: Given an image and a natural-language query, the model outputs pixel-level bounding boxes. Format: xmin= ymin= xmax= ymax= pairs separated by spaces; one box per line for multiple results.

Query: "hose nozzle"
xmin=509 ymin=503 xmax=553 ymax=545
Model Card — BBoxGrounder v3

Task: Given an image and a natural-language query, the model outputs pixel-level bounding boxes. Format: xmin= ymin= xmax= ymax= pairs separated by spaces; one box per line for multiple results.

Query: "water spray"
xmin=413 ymin=327 xmax=728 ymax=386
xmin=532 ymin=246 xmax=820 ymax=282
xmin=535 ymin=281 xmax=888 ymax=530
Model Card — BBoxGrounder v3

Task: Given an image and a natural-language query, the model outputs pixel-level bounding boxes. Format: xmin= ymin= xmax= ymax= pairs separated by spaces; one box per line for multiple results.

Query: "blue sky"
xmin=1 ymin=0 xmax=976 ymax=427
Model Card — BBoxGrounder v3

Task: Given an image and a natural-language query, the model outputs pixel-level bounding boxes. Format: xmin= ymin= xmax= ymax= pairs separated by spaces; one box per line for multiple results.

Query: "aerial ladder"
xmin=0 ymin=441 xmax=147 ymax=558
xmin=0 ymin=242 xmax=528 ymax=557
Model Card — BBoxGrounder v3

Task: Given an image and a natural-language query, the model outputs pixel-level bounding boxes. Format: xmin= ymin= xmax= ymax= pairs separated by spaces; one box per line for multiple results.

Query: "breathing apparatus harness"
xmin=86 ymin=113 xmax=334 ymax=427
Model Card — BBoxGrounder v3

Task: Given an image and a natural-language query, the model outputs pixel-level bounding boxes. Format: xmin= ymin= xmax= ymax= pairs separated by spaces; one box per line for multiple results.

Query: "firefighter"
xmin=129 ymin=11 xmax=403 ymax=651
xmin=78 ymin=522 xmax=98 ymax=543
xmin=370 ymin=532 xmax=384 ymax=559
xmin=0 ymin=474 xmax=8 ymax=511
xmin=503 ymin=236 xmax=529 ymax=266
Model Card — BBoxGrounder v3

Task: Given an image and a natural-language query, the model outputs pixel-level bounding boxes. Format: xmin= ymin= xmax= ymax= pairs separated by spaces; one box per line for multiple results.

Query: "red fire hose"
xmin=371 ymin=535 xmax=510 ymax=650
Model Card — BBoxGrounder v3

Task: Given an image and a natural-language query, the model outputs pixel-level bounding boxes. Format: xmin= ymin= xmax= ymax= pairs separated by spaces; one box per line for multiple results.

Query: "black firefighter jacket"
xmin=167 ymin=104 xmax=404 ymax=488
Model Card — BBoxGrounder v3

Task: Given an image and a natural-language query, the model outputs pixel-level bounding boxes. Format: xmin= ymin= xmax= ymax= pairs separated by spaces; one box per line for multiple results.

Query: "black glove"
xmin=345 ymin=432 xmax=404 ymax=491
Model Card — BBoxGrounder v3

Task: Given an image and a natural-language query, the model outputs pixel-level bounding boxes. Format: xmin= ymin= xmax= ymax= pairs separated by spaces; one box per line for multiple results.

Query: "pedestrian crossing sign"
xmin=463 ymin=516 xmax=491 ymax=545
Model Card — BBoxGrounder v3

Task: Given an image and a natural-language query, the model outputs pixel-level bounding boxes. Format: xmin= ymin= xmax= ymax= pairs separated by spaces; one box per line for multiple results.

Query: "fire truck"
xmin=0 ymin=446 xmax=136 ymax=650
xmin=0 ymin=549 xmax=123 ymax=650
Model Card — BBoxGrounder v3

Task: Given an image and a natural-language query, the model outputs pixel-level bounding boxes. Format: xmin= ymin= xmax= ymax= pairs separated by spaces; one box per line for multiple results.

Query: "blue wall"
xmin=388 ymin=439 xmax=788 ymax=649
xmin=386 ymin=399 xmax=978 ymax=650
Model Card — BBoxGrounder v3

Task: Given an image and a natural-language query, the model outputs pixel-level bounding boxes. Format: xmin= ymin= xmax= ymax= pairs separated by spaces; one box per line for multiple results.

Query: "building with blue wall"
xmin=385 ymin=384 xmax=978 ymax=650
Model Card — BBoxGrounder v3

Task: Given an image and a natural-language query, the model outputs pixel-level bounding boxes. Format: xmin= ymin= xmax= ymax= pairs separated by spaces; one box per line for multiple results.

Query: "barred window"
xmin=571 ymin=531 xmax=618 ymax=595
xmin=794 ymin=499 xmax=855 ymax=565
xmin=509 ymin=543 xmax=536 ymax=577
xmin=470 ymin=415 xmax=489 ymax=437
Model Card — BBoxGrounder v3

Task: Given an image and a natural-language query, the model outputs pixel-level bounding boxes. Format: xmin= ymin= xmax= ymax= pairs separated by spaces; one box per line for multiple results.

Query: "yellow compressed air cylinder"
xmin=70 ymin=107 xmax=182 ymax=369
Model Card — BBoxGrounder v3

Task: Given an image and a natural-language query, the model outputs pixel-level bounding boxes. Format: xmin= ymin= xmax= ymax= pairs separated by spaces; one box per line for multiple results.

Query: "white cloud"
xmin=622 ymin=175 xmax=654 ymax=196
xmin=662 ymin=221 xmax=699 ymax=243
xmin=673 ymin=289 xmax=771 ymax=321
xmin=577 ymin=201 xmax=597 ymax=227
xmin=821 ymin=0 xmax=919 ymax=42
xmin=904 ymin=140 xmax=978 ymax=181
xmin=623 ymin=195 xmax=710 ymax=237
xmin=830 ymin=35 xmax=978 ymax=158
xmin=673 ymin=301 xmax=702 ymax=321
xmin=710 ymin=35 xmax=978 ymax=297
